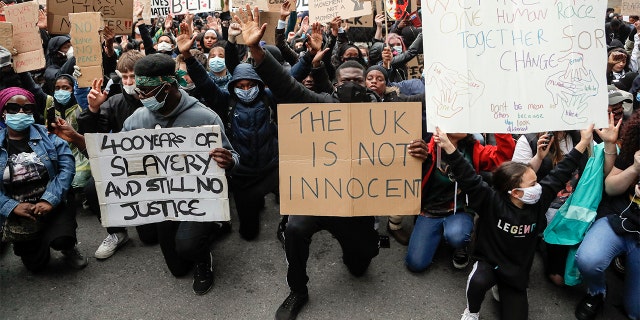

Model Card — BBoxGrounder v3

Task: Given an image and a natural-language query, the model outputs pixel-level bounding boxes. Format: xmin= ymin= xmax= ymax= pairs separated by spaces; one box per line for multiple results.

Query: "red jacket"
xmin=421 ymin=134 xmax=516 ymax=193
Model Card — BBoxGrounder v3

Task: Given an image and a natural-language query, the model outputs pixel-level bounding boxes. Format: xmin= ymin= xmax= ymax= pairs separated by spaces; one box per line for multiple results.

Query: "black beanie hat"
xmin=365 ymin=65 xmax=388 ymax=82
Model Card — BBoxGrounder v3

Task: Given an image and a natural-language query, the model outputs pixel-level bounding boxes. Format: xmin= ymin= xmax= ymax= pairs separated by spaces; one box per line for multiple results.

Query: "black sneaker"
xmin=275 ymin=291 xmax=308 ymax=320
xmin=61 ymin=246 xmax=88 ymax=270
xmin=575 ymin=293 xmax=604 ymax=320
xmin=452 ymin=247 xmax=470 ymax=269
xmin=193 ymin=253 xmax=214 ymax=295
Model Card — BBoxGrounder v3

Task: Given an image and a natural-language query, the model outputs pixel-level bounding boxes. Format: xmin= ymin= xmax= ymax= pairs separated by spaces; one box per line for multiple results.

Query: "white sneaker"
xmin=94 ymin=232 xmax=129 ymax=259
xmin=491 ymin=285 xmax=500 ymax=302
xmin=461 ymin=308 xmax=479 ymax=320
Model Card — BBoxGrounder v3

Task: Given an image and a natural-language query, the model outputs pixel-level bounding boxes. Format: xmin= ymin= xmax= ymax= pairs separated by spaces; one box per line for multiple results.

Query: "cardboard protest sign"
xmin=235 ymin=11 xmax=280 ymax=44
xmin=0 ymin=22 xmax=13 ymax=53
xmin=308 ymin=0 xmax=372 ymax=24
xmin=421 ymin=0 xmax=608 ymax=134
xmin=622 ymin=0 xmax=640 ymax=15
xmin=4 ymin=2 xmax=45 ymax=72
xmin=278 ymin=102 xmax=422 ymax=217
xmin=85 ymin=126 xmax=230 ymax=227
xmin=406 ymin=54 xmax=423 ymax=80
xmin=69 ymin=13 xmax=103 ymax=87
xmin=47 ymin=0 xmax=134 ymax=35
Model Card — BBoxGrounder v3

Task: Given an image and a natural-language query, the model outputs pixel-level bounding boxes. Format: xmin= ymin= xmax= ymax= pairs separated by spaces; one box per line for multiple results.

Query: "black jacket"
xmin=444 ymin=147 xmax=584 ymax=289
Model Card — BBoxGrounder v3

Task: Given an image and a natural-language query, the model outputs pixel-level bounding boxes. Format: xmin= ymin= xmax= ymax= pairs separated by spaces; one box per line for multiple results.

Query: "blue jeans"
xmin=405 ymin=213 xmax=474 ymax=272
xmin=575 ymin=218 xmax=640 ymax=319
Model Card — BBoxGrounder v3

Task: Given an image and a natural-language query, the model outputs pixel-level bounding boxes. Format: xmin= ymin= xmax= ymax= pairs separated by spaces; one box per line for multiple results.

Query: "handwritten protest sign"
xmin=0 ymin=22 xmax=13 ymax=53
xmin=622 ymin=0 xmax=640 ymax=15
xmin=151 ymin=0 xmax=170 ymax=17
xmin=406 ymin=54 xmax=423 ymax=80
xmin=421 ymin=0 xmax=608 ymax=134
xmin=4 ymin=2 xmax=45 ymax=72
xmin=151 ymin=0 xmax=222 ymax=15
xmin=308 ymin=0 xmax=372 ymax=24
xmin=69 ymin=13 xmax=103 ymax=87
xmin=278 ymin=102 xmax=422 ymax=216
xmin=47 ymin=0 xmax=134 ymax=35
xmin=85 ymin=126 xmax=230 ymax=227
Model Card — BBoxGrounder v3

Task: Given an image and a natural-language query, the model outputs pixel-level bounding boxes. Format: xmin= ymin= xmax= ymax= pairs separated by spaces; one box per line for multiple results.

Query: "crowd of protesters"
xmin=0 ymin=1 xmax=638 ymax=319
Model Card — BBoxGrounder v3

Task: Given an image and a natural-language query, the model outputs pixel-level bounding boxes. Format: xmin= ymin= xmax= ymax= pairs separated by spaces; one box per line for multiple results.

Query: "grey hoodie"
xmin=122 ymin=88 xmax=239 ymax=172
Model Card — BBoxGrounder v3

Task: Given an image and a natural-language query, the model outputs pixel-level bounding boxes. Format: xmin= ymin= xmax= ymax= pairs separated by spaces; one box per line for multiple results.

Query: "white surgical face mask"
xmin=123 ymin=84 xmax=137 ymax=95
xmin=157 ymin=42 xmax=173 ymax=52
xmin=509 ymin=183 xmax=542 ymax=205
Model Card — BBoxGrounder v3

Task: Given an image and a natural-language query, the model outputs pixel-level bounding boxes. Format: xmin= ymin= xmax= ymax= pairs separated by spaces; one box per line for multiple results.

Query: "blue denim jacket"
xmin=0 ymin=124 xmax=75 ymax=218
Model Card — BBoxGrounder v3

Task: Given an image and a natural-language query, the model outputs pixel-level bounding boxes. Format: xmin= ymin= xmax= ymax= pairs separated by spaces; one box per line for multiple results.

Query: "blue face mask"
xmin=5 ymin=113 xmax=34 ymax=131
xmin=234 ymin=86 xmax=259 ymax=104
xmin=140 ymin=84 xmax=167 ymax=112
xmin=636 ymin=92 xmax=640 ymax=102
xmin=209 ymin=57 xmax=226 ymax=73
xmin=54 ymin=90 xmax=72 ymax=105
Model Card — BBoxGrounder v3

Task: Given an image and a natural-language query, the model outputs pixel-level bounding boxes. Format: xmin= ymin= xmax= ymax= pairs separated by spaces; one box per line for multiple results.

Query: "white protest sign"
xmin=4 ymin=2 xmax=46 ymax=73
xmin=308 ymin=0 xmax=371 ymax=24
xmin=169 ymin=0 xmax=222 ymax=14
xmin=296 ymin=0 xmax=309 ymax=11
xmin=85 ymin=126 xmax=230 ymax=227
xmin=151 ymin=0 xmax=171 ymax=16
xmin=421 ymin=0 xmax=608 ymax=134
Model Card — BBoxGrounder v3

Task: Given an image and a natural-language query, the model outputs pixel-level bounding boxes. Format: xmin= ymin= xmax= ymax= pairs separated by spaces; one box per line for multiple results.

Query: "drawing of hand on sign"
xmin=426 ymin=62 xmax=485 ymax=111
xmin=545 ymin=52 xmax=598 ymax=124
xmin=432 ymin=89 xmax=463 ymax=118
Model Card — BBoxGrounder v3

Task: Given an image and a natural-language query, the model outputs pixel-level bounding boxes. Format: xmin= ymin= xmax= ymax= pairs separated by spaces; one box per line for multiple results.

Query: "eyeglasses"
xmin=4 ymin=103 xmax=35 ymax=114
xmin=135 ymin=83 xmax=165 ymax=98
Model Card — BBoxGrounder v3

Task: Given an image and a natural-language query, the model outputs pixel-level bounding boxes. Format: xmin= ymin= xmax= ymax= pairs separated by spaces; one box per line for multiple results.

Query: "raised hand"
xmin=164 ymin=13 xmax=174 ymax=31
xmin=37 ymin=8 xmax=47 ymax=29
xmin=176 ymin=22 xmax=196 ymax=55
xmin=307 ymin=22 xmax=323 ymax=53
xmin=233 ymin=5 xmax=266 ymax=47
xmin=434 ymin=127 xmax=455 ymax=154
xmin=87 ymin=78 xmax=108 ymax=113
xmin=595 ymin=112 xmax=622 ymax=144
xmin=312 ymin=47 xmax=329 ymax=68
xmin=280 ymin=1 xmax=291 ymax=21
xmin=133 ymin=1 xmax=144 ymax=18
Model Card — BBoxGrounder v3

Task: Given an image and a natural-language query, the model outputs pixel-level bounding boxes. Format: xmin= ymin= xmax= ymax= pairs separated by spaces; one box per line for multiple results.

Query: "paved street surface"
xmin=0 ymin=194 xmax=629 ymax=319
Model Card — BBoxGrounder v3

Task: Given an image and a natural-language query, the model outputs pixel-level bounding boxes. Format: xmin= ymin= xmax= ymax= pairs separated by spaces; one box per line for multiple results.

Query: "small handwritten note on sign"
xmin=308 ymin=0 xmax=372 ymax=24
xmin=4 ymin=2 xmax=45 ymax=73
xmin=47 ymin=0 xmax=134 ymax=35
xmin=69 ymin=13 xmax=103 ymax=88
xmin=85 ymin=126 xmax=230 ymax=227
xmin=278 ymin=102 xmax=422 ymax=217
xmin=421 ymin=0 xmax=608 ymax=134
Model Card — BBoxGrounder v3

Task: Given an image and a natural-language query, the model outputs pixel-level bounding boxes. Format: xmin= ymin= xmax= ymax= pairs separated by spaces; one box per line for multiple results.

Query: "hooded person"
xmin=122 ymin=53 xmax=238 ymax=296
xmin=178 ymin=34 xmax=280 ymax=240
xmin=44 ymin=36 xmax=76 ymax=95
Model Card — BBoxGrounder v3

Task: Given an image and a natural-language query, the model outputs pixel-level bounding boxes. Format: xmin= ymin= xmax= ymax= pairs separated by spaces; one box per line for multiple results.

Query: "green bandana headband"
xmin=136 ymin=71 xmax=188 ymax=88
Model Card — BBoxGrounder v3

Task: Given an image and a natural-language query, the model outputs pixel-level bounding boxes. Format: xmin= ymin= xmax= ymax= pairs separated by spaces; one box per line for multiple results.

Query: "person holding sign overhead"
xmin=122 ymin=53 xmax=238 ymax=296
xmin=432 ymin=125 xmax=595 ymax=320
xmin=233 ymin=6 xmax=428 ymax=320
xmin=0 ymin=87 xmax=87 ymax=272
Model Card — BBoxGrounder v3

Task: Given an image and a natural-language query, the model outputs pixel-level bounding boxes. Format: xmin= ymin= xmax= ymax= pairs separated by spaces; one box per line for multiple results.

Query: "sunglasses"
xmin=135 ymin=83 xmax=166 ymax=98
xmin=4 ymin=103 xmax=35 ymax=114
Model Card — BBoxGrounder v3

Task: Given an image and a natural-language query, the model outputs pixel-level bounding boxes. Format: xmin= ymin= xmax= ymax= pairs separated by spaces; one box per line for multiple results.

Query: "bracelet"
xmin=604 ymin=149 xmax=617 ymax=155
xmin=137 ymin=17 xmax=144 ymax=22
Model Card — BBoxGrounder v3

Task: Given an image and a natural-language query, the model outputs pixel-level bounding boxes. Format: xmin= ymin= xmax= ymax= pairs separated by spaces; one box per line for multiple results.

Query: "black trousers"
xmin=284 ymin=215 xmax=379 ymax=294
xmin=157 ymin=221 xmax=216 ymax=277
xmin=466 ymin=260 xmax=529 ymax=320
xmin=84 ymin=176 xmax=158 ymax=244
xmin=12 ymin=196 xmax=77 ymax=272
xmin=229 ymin=169 xmax=278 ymax=239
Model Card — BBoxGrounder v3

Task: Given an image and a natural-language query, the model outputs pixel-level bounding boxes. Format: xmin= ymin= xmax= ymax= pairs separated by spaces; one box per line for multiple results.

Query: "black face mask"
xmin=336 ymin=81 xmax=371 ymax=103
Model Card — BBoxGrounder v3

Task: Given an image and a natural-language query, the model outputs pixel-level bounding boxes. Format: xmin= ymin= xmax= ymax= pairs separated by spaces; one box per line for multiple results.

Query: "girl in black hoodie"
xmin=433 ymin=126 xmax=593 ymax=320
